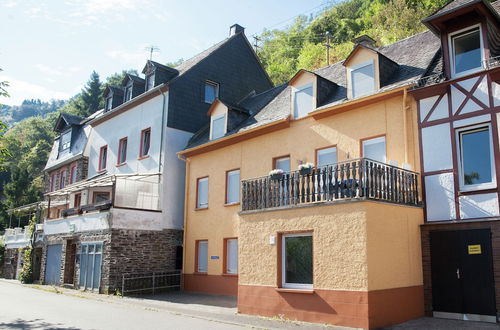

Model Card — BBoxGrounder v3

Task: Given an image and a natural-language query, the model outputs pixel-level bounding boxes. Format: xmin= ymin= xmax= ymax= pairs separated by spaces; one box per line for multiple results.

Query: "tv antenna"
xmin=145 ymin=45 xmax=160 ymax=60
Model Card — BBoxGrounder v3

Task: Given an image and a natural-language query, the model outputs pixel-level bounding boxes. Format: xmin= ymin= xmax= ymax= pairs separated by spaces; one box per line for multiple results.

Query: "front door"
xmin=430 ymin=229 xmax=496 ymax=321
xmin=45 ymin=244 xmax=62 ymax=285
xmin=79 ymin=242 xmax=103 ymax=291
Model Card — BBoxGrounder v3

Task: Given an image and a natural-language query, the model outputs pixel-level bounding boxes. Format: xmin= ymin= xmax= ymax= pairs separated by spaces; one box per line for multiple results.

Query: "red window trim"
xmin=74 ymin=193 xmax=82 ymax=208
xmin=139 ymin=127 xmax=151 ymax=158
xmin=117 ymin=137 xmax=128 ymax=165
xmin=69 ymin=164 xmax=77 ymax=184
xmin=98 ymin=145 xmax=108 ymax=171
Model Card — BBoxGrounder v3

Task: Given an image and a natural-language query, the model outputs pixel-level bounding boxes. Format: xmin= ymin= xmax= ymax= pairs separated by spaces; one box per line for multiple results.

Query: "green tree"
xmin=79 ymin=71 xmax=103 ymax=117
xmin=105 ymin=69 xmax=139 ymax=87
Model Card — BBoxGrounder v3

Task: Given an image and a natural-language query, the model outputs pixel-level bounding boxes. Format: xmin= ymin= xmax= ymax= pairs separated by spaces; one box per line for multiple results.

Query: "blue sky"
xmin=0 ymin=0 xmax=329 ymax=106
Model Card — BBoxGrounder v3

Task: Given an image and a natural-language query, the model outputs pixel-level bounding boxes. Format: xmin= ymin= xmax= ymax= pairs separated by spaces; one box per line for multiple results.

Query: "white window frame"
xmin=448 ymin=24 xmax=485 ymax=78
xmin=362 ymin=136 xmax=386 ymax=163
xmin=282 ymin=232 xmax=313 ymax=290
xmin=225 ymin=238 xmax=238 ymax=274
xmin=105 ymin=96 xmax=113 ymax=111
xmin=210 ymin=113 xmax=226 ymax=140
xmin=293 ymin=83 xmax=314 ymax=119
xmin=226 ymin=169 xmax=240 ymax=204
xmin=60 ymin=130 xmax=71 ymax=151
xmin=456 ymin=123 xmax=496 ymax=192
xmin=145 ymin=73 xmax=155 ymax=91
xmin=197 ymin=177 xmax=209 ymax=209
xmin=351 ymin=60 xmax=375 ymax=99
xmin=317 ymin=146 xmax=337 ymax=167
xmin=125 ymin=85 xmax=133 ymax=102
xmin=197 ymin=240 xmax=208 ymax=273
xmin=204 ymin=81 xmax=219 ymax=104
xmin=274 ymin=156 xmax=291 ymax=172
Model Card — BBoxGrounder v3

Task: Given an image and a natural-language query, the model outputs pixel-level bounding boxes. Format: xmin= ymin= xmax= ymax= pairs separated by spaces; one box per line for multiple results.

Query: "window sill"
xmin=116 ymin=162 xmax=127 ymax=167
xmin=195 ymin=207 xmax=209 ymax=211
xmin=97 ymin=169 xmax=107 ymax=174
xmin=275 ymin=288 xmax=314 ymax=294
xmin=458 ymin=187 xmax=498 ymax=195
xmin=224 ymin=202 xmax=240 ymax=207
xmin=222 ymin=273 xmax=238 ymax=277
xmin=138 ymin=155 xmax=150 ymax=161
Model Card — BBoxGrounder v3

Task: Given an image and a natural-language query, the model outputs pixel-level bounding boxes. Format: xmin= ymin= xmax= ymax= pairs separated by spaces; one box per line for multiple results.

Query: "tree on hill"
xmin=79 ymin=71 xmax=103 ymax=117
xmin=105 ymin=69 xmax=139 ymax=87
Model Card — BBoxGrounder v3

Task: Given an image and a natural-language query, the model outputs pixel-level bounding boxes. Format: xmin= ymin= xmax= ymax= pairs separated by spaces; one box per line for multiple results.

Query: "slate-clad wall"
xmin=167 ymin=33 xmax=273 ymax=133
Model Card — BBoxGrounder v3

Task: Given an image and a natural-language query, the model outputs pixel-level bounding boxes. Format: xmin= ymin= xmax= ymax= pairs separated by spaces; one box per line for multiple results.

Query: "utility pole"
xmin=323 ymin=31 xmax=332 ymax=66
xmin=145 ymin=45 xmax=160 ymax=61
xmin=253 ymin=35 xmax=261 ymax=53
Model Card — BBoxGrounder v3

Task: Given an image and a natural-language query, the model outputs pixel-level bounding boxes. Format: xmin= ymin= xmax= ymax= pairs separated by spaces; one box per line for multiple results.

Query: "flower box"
xmin=269 ymin=169 xmax=284 ymax=181
xmin=298 ymin=163 xmax=314 ymax=175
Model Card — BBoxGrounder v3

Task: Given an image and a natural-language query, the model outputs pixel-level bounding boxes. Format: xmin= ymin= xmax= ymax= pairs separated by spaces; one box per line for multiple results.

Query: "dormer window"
xmin=351 ymin=61 xmax=375 ymax=98
xmin=210 ymin=114 xmax=226 ymax=140
xmin=204 ymin=81 xmax=219 ymax=104
xmin=293 ymin=83 xmax=313 ymax=119
xmin=146 ymin=74 xmax=155 ymax=91
xmin=449 ymin=25 xmax=483 ymax=77
xmin=105 ymin=96 xmax=112 ymax=111
xmin=124 ymin=85 xmax=133 ymax=102
xmin=60 ymin=130 xmax=71 ymax=151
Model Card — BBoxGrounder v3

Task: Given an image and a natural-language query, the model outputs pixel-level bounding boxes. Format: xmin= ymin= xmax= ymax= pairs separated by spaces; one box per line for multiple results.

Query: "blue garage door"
xmin=45 ymin=244 xmax=62 ymax=285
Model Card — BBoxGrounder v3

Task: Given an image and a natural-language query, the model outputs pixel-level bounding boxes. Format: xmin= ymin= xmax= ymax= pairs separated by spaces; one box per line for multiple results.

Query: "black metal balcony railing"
xmin=241 ymin=158 xmax=420 ymax=212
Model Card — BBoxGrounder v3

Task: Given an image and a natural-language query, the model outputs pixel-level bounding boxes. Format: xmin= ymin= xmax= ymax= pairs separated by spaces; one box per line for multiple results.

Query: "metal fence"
xmin=121 ymin=271 xmax=181 ymax=296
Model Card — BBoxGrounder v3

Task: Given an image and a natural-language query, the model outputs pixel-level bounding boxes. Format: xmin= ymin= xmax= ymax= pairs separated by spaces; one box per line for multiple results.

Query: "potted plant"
xmin=269 ymin=169 xmax=284 ymax=181
xmin=298 ymin=162 xmax=314 ymax=175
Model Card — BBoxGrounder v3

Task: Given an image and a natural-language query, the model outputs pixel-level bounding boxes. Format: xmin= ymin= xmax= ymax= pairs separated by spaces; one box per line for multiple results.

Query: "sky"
xmin=0 ymin=0 xmax=329 ymax=106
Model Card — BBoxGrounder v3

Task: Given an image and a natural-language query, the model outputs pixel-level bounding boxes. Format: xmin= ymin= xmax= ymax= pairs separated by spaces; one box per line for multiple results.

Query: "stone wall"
xmin=45 ymin=157 xmax=88 ymax=193
xmin=1 ymin=248 xmax=19 ymax=279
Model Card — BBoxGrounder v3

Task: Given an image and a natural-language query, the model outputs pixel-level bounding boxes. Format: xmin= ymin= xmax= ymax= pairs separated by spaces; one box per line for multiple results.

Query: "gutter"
xmin=158 ymin=89 xmax=168 ymax=173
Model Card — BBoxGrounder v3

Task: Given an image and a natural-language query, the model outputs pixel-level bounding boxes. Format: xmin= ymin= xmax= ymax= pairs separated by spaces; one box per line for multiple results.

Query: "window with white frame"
xmin=226 ymin=169 xmax=240 ymax=204
xmin=274 ymin=156 xmax=291 ymax=172
xmin=125 ymin=85 xmax=133 ymax=102
xmin=293 ymin=84 xmax=313 ymax=119
xmin=197 ymin=177 xmax=209 ymax=209
xmin=98 ymin=146 xmax=107 ymax=171
xmin=317 ymin=146 xmax=337 ymax=167
xmin=210 ymin=114 xmax=226 ymax=140
xmin=204 ymin=81 xmax=219 ymax=104
xmin=118 ymin=137 xmax=127 ymax=164
xmin=282 ymin=233 xmax=313 ymax=289
xmin=457 ymin=124 xmax=495 ymax=191
xmin=145 ymin=74 xmax=155 ymax=91
xmin=140 ymin=128 xmax=151 ymax=157
xmin=197 ymin=241 xmax=208 ymax=273
xmin=450 ymin=26 xmax=483 ymax=77
xmin=226 ymin=238 xmax=238 ymax=274
xmin=105 ymin=96 xmax=113 ymax=111
xmin=351 ymin=61 xmax=375 ymax=98
xmin=60 ymin=130 xmax=71 ymax=151
xmin=362 ymin=136 xmax=386 ymax=163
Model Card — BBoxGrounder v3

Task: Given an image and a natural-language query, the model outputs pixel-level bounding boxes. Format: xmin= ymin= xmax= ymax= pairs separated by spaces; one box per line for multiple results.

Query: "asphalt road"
xmin=0 ymin=281 xmax=247 ymax=330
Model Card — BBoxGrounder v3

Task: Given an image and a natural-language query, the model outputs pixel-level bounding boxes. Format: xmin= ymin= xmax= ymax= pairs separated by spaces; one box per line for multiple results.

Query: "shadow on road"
xmin=0 ymin=318 xmax=82 ymax=330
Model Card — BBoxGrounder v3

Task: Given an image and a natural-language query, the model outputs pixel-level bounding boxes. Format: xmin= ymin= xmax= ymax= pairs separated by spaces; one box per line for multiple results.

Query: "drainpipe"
xmin=402 ymin=87 xmax=410 ymax=165
xmin=158 ymin=87 xmax=168 ymax=174
xmin=178 ymin=154 xmax=190 ymax=288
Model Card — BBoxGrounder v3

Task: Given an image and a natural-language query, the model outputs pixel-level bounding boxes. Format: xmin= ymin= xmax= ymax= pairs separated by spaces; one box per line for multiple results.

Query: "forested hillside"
xmin=0 ymin=0 xmax=455 ymax=229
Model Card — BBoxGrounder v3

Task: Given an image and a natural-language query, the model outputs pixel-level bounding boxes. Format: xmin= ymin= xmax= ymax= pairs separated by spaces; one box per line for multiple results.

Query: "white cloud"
xmin=0 ymin=76 xmax=72 ymax=105
xmin=35 ymin=64 xmax=63 ymax=76
xmin=2 ymin=1 xmax=18 ymax=8
xmin=106 ymin=48 xmax=148 ymax=68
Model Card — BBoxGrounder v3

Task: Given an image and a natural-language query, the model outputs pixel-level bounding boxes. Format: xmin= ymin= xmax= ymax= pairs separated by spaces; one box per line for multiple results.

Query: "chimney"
xmin=352 ymin=35 xmax=376 ymax=49
xmin=229 ymin=24 xmax=245 ymax=37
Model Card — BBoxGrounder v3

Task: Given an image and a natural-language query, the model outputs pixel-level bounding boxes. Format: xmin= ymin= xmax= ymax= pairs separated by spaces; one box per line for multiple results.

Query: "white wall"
xmin=421 ymin=123 xmax=453 ymax=172
xmin=44 ymin=212 xmax=110 ymax=235
xmin=110 ymin=208 xmax=163 ymax=231
xmin=425 ymin=173 xmax=456 ymax=221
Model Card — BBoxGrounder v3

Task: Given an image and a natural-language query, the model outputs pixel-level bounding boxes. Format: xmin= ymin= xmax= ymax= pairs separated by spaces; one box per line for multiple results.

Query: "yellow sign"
xmin=468 ymin=245 xmax=482 ymax=255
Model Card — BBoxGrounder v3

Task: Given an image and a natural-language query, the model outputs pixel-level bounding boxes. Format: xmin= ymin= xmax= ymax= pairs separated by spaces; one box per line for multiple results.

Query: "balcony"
xmin=241 ymin=158 xmax=420 ymax=212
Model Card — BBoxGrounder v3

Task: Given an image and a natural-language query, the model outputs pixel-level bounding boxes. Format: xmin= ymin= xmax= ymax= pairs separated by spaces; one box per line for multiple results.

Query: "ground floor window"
xmin=282 ymin=232 xmax=313 ymax=289
xmin=225 ymin=238 xmax=238 ymax=274
xmin=196 ymin=240 xmax=208 ymax=273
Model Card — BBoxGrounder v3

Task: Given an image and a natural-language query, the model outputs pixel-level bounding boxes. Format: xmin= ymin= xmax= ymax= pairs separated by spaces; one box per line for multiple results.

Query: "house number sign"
xmin=211 ymin=256 xmax=220 ymax=259
xmin=468 ymin=244 xmax=481 ymax=255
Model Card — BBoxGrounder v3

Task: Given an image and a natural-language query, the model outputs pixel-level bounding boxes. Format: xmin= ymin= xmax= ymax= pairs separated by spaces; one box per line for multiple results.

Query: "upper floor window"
xmin=196 ymin=177 xmax=209 ymax=209
xmin=274 ymin=156 xmax=291 ymax=172
xmin=70 ymin=165 xmax=77 ymax=184
xmin=140 ymin=128 xmax=151 ymax=158
xmin=362 ymin=136 xmax=386 ymax=163
xmin=204 ymin=81 xmax=219 ymax=104
xmin=457 ymin=124 xmax=495 ymax=191
xmin=316 ymin=146 xmax=337 ymax=167
xmin=105 ymin=96 xmax=113 ymax=111
xmin=210 ymin=114 xmax=226 ymax=140
xmin=293 ymin=84 xmax=313 ymax=119
xmin=98 ymin=145 xmax=107 ymax=171
xmin=124 ymin=85 xmax=133 ymax=102
xmin=146 ymin=74 xmax=155 ymax=91
xmin=450 ymin=26 xmax=483 ymax=77
xmin=60 ymin=130 xmax=71 ymax=151
xmin=351 ymin=61 xmax=375 ymax=98
xmin=59 ymin=169 xmax=67 ymax=189
xmin=50 ymin=174 xmax=56 ymax=192
xmin=118 ymin=137 xmax=127 ymax=164
xmin=226 ymin=169 xmax=240 ymax=204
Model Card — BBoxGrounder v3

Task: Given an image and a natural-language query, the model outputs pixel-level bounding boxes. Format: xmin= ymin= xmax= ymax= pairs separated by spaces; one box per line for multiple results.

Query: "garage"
xmin=44 ymin=244 xmax=63 ymax=285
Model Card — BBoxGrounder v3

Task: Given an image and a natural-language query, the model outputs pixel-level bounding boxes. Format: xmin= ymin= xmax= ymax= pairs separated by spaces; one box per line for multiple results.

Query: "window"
xmin=140 ymin=128 xmax=151 ymax=158
xmin=124 ymin=85 xmax=133 ymax=102
xmin=210 ymin=114 xmax=226 ymax=140
xmin=457 ymin=124 xmax=495 ymax=191
xmin=93 ymin=192 xmax=110 ymax=203
xmin=146 ymin=74 xmax=155 ymax=91
xmin=274 ymin=156 xmax=291 ymax=172
xmin=351 ymin=62 xmax=375 ymax=98
xmin=226 ymin=169 xmax=240 ymax=204
xmin=316 ymin=146 xmax=337 ymax=167
xmin=98 ymin=145 xmax=107 ymax=171
xmin=59 ymin=169 xmax=67 ymax=189
xmin=105 ymin=96 xmax=112 ymax=111
xmin=293 ymin=84 xmax=313 ymax=119
xmin=70 ymin=165 xmax=77 ymax=184
xmin=118 ymin=137 xmax=127 ymax=164
xmin=204 ymin=81 xmax=219 ymax=104
xmin=74 ymin=193 xmax=81 ymax=208
xmin=282 ymin=233 xmax=313 ymax=289
xmin=450 ymin=26 xmax=483 ymax=77
xmin=362 ymin=136 xmax=386 ymax=163
xmin=61 ymin=130 xmax=71 ymax=151
xmin=225 ymin=238 xmax=238 ymax=274
xmin=196 ymin=240 xmax=208 ymax=273
xmin=50 ymin=173 xmax=56 ymax=192
xmin=196 ymin=177 xmax=209 ymax=209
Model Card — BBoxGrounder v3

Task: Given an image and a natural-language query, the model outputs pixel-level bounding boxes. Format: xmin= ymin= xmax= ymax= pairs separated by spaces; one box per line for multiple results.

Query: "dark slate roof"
xmin=424 ymin=0 xmax=500 ymax=23
xmin=124 ymin=74 xmax=145 ymax=85
xmin=184 ymin=30 xmax=441 ymax=151
xmin=142 ymin=60 xmax=178 ymax=74
xmin=60 ymin=113 xmax=83 ymax=126
xmin=104 ymin=86 xmax=124 ymax=96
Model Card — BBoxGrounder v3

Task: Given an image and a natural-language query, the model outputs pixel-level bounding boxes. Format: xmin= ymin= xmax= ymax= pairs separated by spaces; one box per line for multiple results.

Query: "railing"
xmin=412 ymin=73 xmax=446 ymax=89
xmin=241 ymin=158 xmax=419 ymax=212
xmin=484 ymin=56 xmax=500 ymax=70
xmin=121 ymin=271 xmax=181 ymax=296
